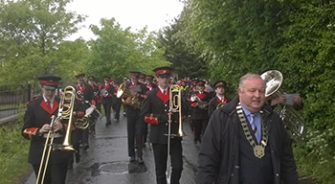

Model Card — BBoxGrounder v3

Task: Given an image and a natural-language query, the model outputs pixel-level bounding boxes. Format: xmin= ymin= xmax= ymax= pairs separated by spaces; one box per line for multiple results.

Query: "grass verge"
xmin=0 ymin=108 xmax=31 ymax=184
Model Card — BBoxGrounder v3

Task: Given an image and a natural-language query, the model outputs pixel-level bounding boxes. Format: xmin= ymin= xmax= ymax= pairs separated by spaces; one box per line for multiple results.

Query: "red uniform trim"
xmin=156 ymin=90 xmax=169 ymax=104
xmin=144 ymin=114 xmax=158 ymax=125
xmin=23 ymin=127 xmax=38 ymax=139
xmin=40 ymin=80 xmax=59 ymax=85
xmin=197 ymin=92 xmax=206 ymax=100
xmin=155 ymin=70 xmax=170 ymax=75
xmin=191 ymin=102 xmax=198 ymax=107
xmin=40 ymin=100 xmax=59 ymax=115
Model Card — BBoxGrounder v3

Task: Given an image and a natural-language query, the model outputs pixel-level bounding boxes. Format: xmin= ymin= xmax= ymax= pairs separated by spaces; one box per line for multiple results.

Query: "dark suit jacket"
xmin=141 ymin=88 xmax=183 ymax=144
xmin=22 ymin=96 xmax=71 ymax=165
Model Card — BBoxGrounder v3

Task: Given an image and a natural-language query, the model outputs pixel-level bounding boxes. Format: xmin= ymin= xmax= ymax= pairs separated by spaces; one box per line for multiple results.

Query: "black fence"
xmin=0 ymin=85 xmax=39 ymax=121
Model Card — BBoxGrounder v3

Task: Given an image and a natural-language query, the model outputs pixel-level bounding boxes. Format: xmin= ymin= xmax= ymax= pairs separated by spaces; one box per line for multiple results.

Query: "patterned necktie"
xmin=249 ymin=114 xmax=260 ymax=143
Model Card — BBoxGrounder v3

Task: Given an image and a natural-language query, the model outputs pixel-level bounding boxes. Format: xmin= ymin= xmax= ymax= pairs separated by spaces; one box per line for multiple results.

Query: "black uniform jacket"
xmin=141 ymin=88 xmax=183 ymax=144
xmin=190 ymin=91 xmax=211 ymax=120
xmin=197 ymin=96 xmax=298 ymax=184
xmin=208 ymin=96 xmax=229 ymax=118
xmin=22 ymin=96 xmax=71 ymax=165
xmin=101 ymin=84 xmax=114 ymax=104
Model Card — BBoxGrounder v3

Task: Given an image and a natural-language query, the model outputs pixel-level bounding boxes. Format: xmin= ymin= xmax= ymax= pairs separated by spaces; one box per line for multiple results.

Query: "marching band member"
xmin=112 ymin=80 xmax=121 ymax=122
xmin=189 ymin=80 xmax=211 ymax=144
xmin=122 ymin=71 xmax=146 ymax=163
xmin=141 ymin=66 xmax=184 ymax=184
xmin=22 ymin=74 xmax=71 ymax=184
xmin=76 ymin=74 xmax=95 ymax=150
xmin=208 ymin=80 xmax=229 ymax=118
xmin=101 ymin=77 xmax=114 ymax=126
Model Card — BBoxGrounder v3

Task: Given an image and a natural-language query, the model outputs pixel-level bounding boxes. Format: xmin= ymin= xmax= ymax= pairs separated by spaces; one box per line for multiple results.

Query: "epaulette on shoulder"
xmin=27 ymin=95 xmax=40 ymax=104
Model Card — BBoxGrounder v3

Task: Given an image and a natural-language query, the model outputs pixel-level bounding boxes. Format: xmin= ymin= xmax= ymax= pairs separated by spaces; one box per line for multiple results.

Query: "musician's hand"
xmin=39 ymin=124 xmax=51 ymax=134
xmin=53 ymin=119 xmax=63 ymax=132
xmin=124 ymin=97 xmax=132 ymax=104
xmin=270 ymin=94 xmax=286 ymax=106
xmin=170 ymin=109 xmax=178 ymax=113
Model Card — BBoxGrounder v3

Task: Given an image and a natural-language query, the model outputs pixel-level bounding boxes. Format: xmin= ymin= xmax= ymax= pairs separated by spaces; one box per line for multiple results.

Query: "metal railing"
xmin=0 ymin=85 xmax=38 ymax=124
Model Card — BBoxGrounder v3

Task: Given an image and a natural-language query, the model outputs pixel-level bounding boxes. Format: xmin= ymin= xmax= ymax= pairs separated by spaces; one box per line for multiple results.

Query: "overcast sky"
xmin=66 ymin=0 xmax=185 ymax=41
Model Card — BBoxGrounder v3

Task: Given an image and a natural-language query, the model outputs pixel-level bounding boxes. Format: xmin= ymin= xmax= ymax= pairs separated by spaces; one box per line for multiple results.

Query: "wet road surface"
xmin=24 ymin=114 xmax=200 ymax=184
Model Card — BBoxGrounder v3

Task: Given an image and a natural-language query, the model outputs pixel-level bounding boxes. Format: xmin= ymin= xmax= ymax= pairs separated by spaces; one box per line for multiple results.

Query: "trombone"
xmin=36 ymin=86 xmax=76 ymax=184
xmin=166 ymin=85 xmax=185 ymax=183
xmin=35 ymin=115 xmax=57 ymax=184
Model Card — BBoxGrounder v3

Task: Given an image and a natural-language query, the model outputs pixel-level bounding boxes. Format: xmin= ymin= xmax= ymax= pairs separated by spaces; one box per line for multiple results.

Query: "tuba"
xmin=36 ymin=86 xmax=76 ymax=184
xmin=260 ymin=70 xmax=305 ymax=140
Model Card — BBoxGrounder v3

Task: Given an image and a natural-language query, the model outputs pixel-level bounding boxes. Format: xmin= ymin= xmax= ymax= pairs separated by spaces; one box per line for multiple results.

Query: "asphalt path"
xmin=23 ymin=113 xmax=199 ymax=184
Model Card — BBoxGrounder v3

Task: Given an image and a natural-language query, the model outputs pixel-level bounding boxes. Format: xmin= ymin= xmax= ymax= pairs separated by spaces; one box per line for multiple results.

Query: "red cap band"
xmin=155 ymin=70 xmax=170 ymax=75
xmin=40 ymin=80 xmax=59 ymax=85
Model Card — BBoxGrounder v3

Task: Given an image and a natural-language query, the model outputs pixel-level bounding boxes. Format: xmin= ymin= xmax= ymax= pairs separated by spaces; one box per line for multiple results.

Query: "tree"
xmin=86 ymin=18 xmax=170 ymax=82
xmin=0 ymin=0 xmax=84 ymax=87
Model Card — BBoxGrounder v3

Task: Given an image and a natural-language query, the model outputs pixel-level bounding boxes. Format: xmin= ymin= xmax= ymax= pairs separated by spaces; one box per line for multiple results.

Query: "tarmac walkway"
xmin=23 ymin=114 xmax=199 ymax=184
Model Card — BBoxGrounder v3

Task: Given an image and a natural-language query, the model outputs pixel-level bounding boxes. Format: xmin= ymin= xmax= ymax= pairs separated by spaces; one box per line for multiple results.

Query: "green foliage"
xmin=160 ymin=0 xmax=335 ymax=182
xmin=86 ymin=18 xmax=170 ymax=82
xmin=0 ymin=0 xmax=85 ymax=87
xmin=0 ymin=107 xmax=30 ymax=184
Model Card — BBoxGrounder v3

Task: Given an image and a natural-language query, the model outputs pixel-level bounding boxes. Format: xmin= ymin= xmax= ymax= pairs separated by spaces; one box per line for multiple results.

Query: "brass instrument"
xmin=260 ymin=70 xmax=305 ymax=140
xmin=36 ymin=86 xmax=76 ymax=184
xmin=169 ymin=85 xmax=185 ymax=137
xmin=190 ymin=93 xmax=208 ymax=109
xmin=57 ymin=86 xmax=76 ymax=151
xmin=100 ymin=88 xmax=109 ymax=97
xmin=116 ymin=83 xmax=130 ymax=98
xmin=166 ymin=85 xmax=185 ymax=183
xmin=216 ymin=101 xmax=226 ymax=109
xmin=74 ymin=102 xmax=101 ymax=130
xmin=117 ymin=83 xmax=141 ymax=109
xmin=35 ymin=115 xmax=57 ymax=184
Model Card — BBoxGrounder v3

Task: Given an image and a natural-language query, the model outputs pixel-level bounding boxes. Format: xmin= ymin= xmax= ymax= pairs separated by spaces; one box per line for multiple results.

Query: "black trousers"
xmin=103 ymin=102 xmax=112 ymax=124
xmin=192 ymin=119 xmax=208 ymax=141
xmin=32 ymin=162 xmax=68 ymax=184
xmin=152 ymin=140 xmax=183 ymax=184
xmin=126 ymin=113 xmax=144 ymax=158
xmin=112 ymin=98 xmax=121 ymax=120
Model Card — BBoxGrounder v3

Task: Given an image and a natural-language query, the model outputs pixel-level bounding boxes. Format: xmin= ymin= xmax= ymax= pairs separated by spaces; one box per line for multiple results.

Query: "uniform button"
xmin=275 ymin=173 xmax=279 ymax=177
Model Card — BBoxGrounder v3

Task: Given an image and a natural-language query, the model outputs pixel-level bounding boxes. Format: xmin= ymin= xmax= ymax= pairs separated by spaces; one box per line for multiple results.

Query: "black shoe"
xmin=129 ymin=156 xmax=136 ymax=163
xmin=137 ymin=157 xmax=144 ymax=164
xmin=105 ymin=122 xmax=111 ymax=127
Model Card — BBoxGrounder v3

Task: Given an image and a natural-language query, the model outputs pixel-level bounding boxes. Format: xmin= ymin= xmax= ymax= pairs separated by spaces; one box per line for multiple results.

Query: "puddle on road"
xmin=91 ymin=161 xmax=147 ymax=176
